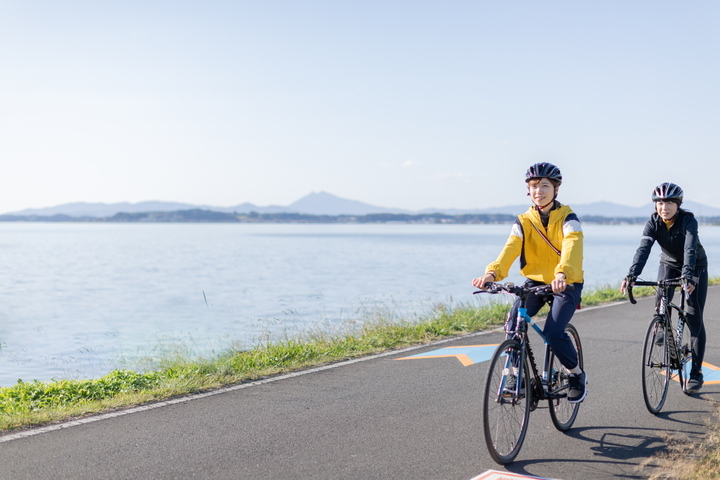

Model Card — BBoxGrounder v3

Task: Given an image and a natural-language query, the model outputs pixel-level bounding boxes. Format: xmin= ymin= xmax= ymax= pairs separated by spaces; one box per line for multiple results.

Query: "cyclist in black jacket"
xmin=621 ymin=182 xmax=708 ymax=393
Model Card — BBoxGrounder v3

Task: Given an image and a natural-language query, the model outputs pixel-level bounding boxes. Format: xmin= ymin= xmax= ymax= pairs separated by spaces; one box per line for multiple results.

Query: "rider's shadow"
xmin=503 ymin=423 xmax=703 ymax=480
xmin=652 ymin=407 xmax=711 ymax=426
xmin=693 ymin=390 xmax=720 ymax=401
xmin=567 ymin=421 xmax=703 ymax=460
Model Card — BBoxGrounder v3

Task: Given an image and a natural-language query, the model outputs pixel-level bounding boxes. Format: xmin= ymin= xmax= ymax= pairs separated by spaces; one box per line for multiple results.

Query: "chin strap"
xmin=533 ymin=199 xmax=555 ymax=211
xmin=528 ymin=191 xmax=558 ymax=211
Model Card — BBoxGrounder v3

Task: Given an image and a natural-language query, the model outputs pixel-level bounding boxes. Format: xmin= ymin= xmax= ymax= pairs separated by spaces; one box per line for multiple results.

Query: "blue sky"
xmin=1 ymin=1 xmax=718 ymax=213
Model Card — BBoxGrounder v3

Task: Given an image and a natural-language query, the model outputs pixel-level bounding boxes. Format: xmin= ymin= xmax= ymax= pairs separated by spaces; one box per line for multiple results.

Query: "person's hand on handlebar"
xmin=551 ymin=272 xmax=567 ymax=294
xmin=472 ymin=272 xmax=496 ymax=290
xmin=682 ymin=277 xmax=696 ymax=295
xmin=620 ymin=275 xmax=635 ymax=295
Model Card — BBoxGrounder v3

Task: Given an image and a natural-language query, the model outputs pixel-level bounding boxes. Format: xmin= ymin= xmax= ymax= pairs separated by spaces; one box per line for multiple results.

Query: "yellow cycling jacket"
xmin=486 ymin=203 xmax=584 ymax=285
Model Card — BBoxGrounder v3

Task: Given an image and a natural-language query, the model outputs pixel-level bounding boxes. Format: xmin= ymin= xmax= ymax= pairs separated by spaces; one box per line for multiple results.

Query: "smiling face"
xmin=527 ymin=178 xmax=558 ymax=209
xmin=656 ymin=200 xmax=679 ymax=221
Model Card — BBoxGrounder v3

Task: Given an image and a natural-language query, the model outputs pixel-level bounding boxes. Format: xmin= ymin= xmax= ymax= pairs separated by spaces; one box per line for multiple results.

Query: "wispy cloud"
xmin=426 ymin=172 xmax=472 ymax=181
xmin=376 ymin=160 xmax=417 ymax=168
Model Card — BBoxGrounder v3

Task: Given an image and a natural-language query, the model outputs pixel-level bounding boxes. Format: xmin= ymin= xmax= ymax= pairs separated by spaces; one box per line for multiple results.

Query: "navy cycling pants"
xmin=506 ymin=280 xmax=584 ymax=371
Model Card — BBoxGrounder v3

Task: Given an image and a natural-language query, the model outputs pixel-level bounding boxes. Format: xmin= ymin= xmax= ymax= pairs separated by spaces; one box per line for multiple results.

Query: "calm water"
xmin=0 ymin=222 xmax=717 ymax=386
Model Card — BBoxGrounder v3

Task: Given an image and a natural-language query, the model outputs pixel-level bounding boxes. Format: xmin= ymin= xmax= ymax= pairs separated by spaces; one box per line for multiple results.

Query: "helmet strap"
xmin=527 ymin=184 xmax=558 ymax=211
xmin=533 ymin=198 xmax=555 ymax=211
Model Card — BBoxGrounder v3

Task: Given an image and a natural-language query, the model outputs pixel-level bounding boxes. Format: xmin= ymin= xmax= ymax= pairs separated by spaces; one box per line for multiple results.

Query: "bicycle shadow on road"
xmin=503 ymin=457 xmax=653 ymax=480
xmin=649 ymin=408 xmax=710 ymax=427
xmin=567 ymin=425 xmax=698 ymax=460
xmin=500 ymin=424 xmax=699 ymax=480
xmin=694 ymin=390 xmax=720 ymax=402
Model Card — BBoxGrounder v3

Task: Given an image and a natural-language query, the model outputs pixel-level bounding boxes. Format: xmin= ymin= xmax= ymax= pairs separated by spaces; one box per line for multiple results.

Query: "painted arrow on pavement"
xmin=399 ymin=345 xmax=720 ymax=383
xmin=397 ymin=344 xmax=500 ymax=366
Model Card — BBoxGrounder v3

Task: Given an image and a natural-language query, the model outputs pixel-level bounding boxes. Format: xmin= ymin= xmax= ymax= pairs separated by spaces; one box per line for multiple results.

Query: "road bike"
xmin=475 ymin=282 xmax=583 ymax=465
xmin=627 ymin=277 xmax=693 ymax=414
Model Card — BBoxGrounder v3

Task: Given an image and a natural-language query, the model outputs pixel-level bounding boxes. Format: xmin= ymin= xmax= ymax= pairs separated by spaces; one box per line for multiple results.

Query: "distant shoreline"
xmin=3 ymin=209 xmax=719 ymax=225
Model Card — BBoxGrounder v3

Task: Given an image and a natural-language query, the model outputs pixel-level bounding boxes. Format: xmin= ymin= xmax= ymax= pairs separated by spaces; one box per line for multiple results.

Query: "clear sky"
xmin=1 ymin=1 xmax=718 ymax=214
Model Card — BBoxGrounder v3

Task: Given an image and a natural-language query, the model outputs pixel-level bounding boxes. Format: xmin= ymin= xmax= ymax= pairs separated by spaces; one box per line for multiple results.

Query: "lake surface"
xmin=0 ymin=222 xmax=717 ymax=387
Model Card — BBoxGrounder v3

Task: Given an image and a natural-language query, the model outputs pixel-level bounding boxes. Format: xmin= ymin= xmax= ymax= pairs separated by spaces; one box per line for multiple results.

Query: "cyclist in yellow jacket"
xmin=472 ymin=162 xmax=587 ymax=403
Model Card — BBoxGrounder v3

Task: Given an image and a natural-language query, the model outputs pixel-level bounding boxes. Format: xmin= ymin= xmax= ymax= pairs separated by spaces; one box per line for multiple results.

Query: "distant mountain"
xmin=210 ymin=202 xmax=292 ymax=215
xmin=5 ymin=192 xmax=720 ymax=219
xmin=9 ymin=201 xmax=202 ymax=218
xmin=4 ymin=192 xmax=406 ymax=218
xmin=460 ymin=202 xmax=655 ymax=218
xmin=286 ymin=191 xmax=407 ymax=215
xmin=566 ymin=200 xmax=720 ymax=219
xmin=7 ymin=200 xmax=292 ymax=218
xmin=428 ymin=200 xmax=720 ymax=219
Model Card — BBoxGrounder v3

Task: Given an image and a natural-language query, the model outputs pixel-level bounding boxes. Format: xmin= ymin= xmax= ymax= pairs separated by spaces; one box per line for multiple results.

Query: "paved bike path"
xmin=0 ymin=288 xmax=719 ymax=480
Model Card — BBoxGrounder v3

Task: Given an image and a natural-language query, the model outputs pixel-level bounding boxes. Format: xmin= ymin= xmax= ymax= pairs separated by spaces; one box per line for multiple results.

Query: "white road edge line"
xmin=0 ymin=328 xmax=498 ymax=443
xmin=0 ymin=298 xmax=631 ymax=444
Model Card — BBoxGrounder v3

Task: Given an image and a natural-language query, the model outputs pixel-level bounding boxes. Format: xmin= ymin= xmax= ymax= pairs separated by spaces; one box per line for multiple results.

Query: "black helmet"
xmin=652 ymin=182 xmax=683 ymax=204
xmin=525 ymin=162 xmax=562 ymax=184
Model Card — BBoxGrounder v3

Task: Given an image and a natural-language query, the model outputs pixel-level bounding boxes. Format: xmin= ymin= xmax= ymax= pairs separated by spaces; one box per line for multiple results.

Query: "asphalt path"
xmin=1 ymin=287 xmax=719 ymax=480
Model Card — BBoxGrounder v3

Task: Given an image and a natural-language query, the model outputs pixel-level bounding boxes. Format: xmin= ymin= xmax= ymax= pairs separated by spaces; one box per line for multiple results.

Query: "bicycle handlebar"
xmin=626 ymin=277 xmax=684 ymax=305
xmin=473 ymin=282 xmax=574 ymax=298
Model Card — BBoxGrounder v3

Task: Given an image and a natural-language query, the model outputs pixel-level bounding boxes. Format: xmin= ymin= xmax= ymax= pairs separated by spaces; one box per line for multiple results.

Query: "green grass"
xmin=0 ymin=304 xmax=507 ymax=430
xmin=2 ymin=278 xmax=719 ymax=480
xmin=0 ymin=282 xmax=637 ymax=430
xmin=0 ymin=294 xmax=514 ymax=430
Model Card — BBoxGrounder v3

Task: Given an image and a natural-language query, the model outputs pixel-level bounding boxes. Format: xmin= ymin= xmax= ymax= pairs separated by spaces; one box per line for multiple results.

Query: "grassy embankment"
xmin=0 ymin=283 xmax=640 ymax=429
xmin=1 ymin=282 xmax=719 ymax=479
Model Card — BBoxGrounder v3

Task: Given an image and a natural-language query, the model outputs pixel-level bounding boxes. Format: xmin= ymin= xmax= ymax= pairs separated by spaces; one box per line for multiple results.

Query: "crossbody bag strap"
xmin=530 ymin=221 xmax=561 ymax=256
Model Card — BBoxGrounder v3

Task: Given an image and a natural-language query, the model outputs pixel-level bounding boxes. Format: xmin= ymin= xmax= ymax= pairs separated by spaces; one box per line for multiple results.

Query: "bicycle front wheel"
xmin=642 ymin=316 xmax=670 ymax=414
xmin=678 ymin=317 xmax=693 ymax=394
xmin=482 ymin=339 xmax=531 ymax=465
xmin=548 ymin=323 xmax=583 ymax=431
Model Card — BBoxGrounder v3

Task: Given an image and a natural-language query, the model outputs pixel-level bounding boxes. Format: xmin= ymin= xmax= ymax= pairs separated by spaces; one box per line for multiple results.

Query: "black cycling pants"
xmin=656 ymin=264 xmax=707 ymax=373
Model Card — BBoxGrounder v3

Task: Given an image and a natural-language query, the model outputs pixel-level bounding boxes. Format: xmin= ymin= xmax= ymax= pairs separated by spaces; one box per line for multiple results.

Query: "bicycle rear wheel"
xmin=548 ymin=323 xmax=582 ymax=431
xmin=642 ymin=316 xmax=670 ymax=414
xmin=482 ymin=339 xmax=530 ymax=465
xmin=677 ymin=316 xmax=693 ymax=394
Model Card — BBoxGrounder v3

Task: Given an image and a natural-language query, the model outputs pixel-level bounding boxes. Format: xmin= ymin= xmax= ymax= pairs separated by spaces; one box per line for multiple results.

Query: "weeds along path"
xmin=0 ymin=288 xmax=719 ymax=480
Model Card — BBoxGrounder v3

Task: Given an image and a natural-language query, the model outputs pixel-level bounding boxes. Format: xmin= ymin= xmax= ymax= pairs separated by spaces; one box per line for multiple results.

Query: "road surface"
xmin=1 ymin=288 xmax=719 ymax=480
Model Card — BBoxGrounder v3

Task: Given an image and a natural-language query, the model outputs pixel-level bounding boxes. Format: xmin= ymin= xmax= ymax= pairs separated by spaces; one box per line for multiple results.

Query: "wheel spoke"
xmin=548 ymin=324 xmax=582 ymax=431
xmin=642 ymin=318 xmax=670 ymax=414
xmin=483 ymin=340 xmax=530 ymax=465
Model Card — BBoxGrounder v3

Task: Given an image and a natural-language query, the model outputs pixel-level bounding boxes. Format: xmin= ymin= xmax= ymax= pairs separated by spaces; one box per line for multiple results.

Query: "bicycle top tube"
xmin=474 ymin=282 xmax=572 ymax=341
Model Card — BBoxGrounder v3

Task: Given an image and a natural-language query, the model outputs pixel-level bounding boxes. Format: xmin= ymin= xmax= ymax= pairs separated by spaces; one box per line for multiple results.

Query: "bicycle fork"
xmin=500 ymin=308 xmax=544 ymax=405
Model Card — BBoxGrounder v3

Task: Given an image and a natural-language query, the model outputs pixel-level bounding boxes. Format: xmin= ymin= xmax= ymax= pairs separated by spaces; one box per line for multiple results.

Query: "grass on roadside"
xmin=0 ymin=295 xmax=513 ymax=430
xmin=0 ymin=281 xmax=711 ymax=439
xmin=642 ymin=408 xmax=720 ymax=480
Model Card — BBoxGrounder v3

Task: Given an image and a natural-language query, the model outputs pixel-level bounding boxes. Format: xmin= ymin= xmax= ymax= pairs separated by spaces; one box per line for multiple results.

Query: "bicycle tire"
xmin=548 ymin=323 xmax=582 ymax=431
xmin=642 ymin=316 xmax=671 ymax=414
xmin=677 ymin=315 xmax=693 ymax=395
xmin=482 ymin=339 xmax=531 ymax=465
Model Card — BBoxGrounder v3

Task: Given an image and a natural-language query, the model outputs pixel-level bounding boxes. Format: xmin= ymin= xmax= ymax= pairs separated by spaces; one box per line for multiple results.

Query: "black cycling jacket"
xmin=628 ymin=209 xmax=708 ymax=279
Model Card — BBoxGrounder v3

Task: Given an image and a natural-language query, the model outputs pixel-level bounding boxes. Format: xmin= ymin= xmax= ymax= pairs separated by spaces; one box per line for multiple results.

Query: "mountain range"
xmin=6 ymin=191 xmax=720 ymax=219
